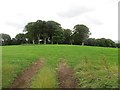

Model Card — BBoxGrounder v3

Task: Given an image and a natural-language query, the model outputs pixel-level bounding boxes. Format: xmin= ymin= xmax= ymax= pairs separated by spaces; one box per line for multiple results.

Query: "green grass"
xmin=2 ymin=45 xmax=118 ymax=88
xmin=30 ymin=66 xmax=58 ymax=88
xmin=74 ymin=59 xmax=118 ymax=88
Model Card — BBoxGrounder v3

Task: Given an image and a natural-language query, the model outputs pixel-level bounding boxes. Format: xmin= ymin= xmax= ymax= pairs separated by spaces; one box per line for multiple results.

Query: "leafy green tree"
xmin=40 ymin=21 xmax=48 ymax=44
xmin=53 ymin=29 xmax=64 ymax=44
xmin=15 ymin=33 xmax=26 ymax=44
xmin=24 ymin=20 xmax=91 ymax=45
xmin=0 ymin=33 xmax=11 ymax=45
xmin=73 ymin=24 xmax=90 ymax=45
xmin=46 ymin=21 xmax=61 ymax=44
xmin=63 ymin=29 xmax=72 ymax=44
xmin=35 ymin=20 xmax=43 ymax=44
xmin=105 ymin=39 xmax=116 ymax=47
xmin=84 ymin=38 xmax=97 ymax=46
xmin=11 ymin=38 xmax=18 ymax=45
xmin=116 ymin=43 xmax=120 ymax=48
xmin=24 ymin=22 xmax=38 ymax=44
xmin=96 ymin=38 xmax=116 ymax=47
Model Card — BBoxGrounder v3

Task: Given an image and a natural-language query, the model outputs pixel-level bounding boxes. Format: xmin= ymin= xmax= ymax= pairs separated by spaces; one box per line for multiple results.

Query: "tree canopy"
xmin=23 ymin=20 xmax=91 ymax=45
xmin=0 ymin=33 xmax=11 ymax=45
xmin=73 ymin=24 xmax=90 ymax=45
xmin=0 ymin=19 xmax=118 ymax=48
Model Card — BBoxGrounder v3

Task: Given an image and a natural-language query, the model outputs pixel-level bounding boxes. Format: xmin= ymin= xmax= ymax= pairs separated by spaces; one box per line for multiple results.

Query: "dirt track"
xmin=10 ymin=59 xmax=78 ymax=88
xmin=57 ymin=62 xmax=78 ymax=88
xmin=11 ymin=59 xmax=44 ymax=88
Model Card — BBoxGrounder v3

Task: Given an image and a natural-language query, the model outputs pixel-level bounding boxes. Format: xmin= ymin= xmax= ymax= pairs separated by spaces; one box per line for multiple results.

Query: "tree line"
xmin=0 ymin=20 xmax=119 ymax=48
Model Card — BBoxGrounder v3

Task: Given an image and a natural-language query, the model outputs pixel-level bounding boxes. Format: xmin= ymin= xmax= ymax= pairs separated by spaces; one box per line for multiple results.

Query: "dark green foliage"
xmin=73 ymin=24 xmax=90 ymax=45
xmin=85 ymin=38 xmax=116 ymax=48
xmin=11 ymin=38 xmax=18 ymax=45
xmin=96 ymin=38 xmax=116 ymax=47
xmin=24 ymin=20 xmax=63 ymax=44
xmin=63 ymin=29 xmax=73 ymax=44
xmin=53 ymin=29 xmax=65 ymax=44
xmin=46 ymin=21 xmax=61 ymax=44
xmin=1 ymin=20 xmax=117 ymax=48
xmin=24 ymin=22 xmax=91 ymax=45
xmin=24 ymin=22 xmax=39 ymax=44
xmin=84 ymin=38 xmax=97 ymax=46
xmin=0 ymin=33 xmax=11 ymax=45
xmin=15 ymin=33 xmax=27 ymax=44
xmin=116 ymin=43 xmax=120 ymax=48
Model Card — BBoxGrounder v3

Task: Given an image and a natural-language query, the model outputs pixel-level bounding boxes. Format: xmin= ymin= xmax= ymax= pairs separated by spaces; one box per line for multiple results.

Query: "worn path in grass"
xmin=57 ymin=61 xmax=79 ymax=88
xmin=11 ymin=59 xmax=44 ymax=88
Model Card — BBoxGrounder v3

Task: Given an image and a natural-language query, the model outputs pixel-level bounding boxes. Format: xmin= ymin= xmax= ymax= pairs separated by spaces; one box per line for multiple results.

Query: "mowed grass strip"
xmin=2 ymin=45 xmax=118 ymax=88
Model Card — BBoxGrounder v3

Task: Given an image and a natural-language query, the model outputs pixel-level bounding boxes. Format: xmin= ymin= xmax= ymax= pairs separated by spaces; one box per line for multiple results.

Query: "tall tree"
xmin=73 ymin=24 xmax=90 ymax=45
xmin=53 ymin=29 xmax=64 ymax=44
xmin=35 ymin=20 xmax=43 ymax=44
xmin=11 ymin=38 xmax=18 ymax=45
xmin=63 ymin=29 xmax=72 ymax=44
xmin=84 ymin=38 xmax=97 ymax=46
xmin=46 ymin=21 xmax=61 ymax=44
xmin=15 ymin=33 xmax=26 ymax=44
xmin=116 ymin=43 xmax=120 ymax=48
xmin=24 ymin=22 xmax=37 ymax=44
xmin=96 ymin=38 xmax=116 ymax=47
xmin=41 ymin=21 xmax=48 ymax=44
xmin=0 ymin=33 xmax=11 ymax=45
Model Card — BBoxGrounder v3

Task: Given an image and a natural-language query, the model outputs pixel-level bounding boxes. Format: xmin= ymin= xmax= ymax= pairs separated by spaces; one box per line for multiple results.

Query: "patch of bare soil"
xmin=57 ymin=62 xmax=79 ymax=88
xmin=11 ymin=59 xmax=44 ymax=88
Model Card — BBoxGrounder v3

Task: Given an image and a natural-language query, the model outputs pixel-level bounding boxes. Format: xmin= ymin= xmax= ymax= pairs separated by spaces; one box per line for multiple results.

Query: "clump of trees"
xmin=23 ymin=20 xmax=90 ymax=45
xmin=0 ymin=33 xmax=11 ymax=46
xmin=0 ymin=20 xmax=119 ymax=48
xmin=84 ymin=38 xmax=117 ymax=47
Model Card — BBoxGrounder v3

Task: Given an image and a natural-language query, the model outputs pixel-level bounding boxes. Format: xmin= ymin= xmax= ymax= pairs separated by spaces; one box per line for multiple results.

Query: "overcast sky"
xmin=0 ymin=0 xmax=118 ymax=41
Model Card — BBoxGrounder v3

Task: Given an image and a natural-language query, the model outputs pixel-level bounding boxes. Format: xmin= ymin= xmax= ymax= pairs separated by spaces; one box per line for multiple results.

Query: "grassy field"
xmin=2 ymin=45 xmax=118 ymax=88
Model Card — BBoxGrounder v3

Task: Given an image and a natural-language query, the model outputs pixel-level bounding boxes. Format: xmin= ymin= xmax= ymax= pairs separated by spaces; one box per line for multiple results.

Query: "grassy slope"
xmin=2 ymin=45 xmax=118 ymax=88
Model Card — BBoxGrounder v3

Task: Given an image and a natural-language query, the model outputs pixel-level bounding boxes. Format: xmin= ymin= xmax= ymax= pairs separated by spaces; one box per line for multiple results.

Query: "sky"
xmin=0 ymin=0 xmax=119 ymax=41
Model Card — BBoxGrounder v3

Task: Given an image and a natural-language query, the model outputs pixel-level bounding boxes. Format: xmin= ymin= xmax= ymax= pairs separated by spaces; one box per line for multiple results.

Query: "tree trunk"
xmin=46 ymin=38 xmax=48 ymax=44
xmin=37 ymin=35 xmax=40 ymax=44
xmin=82 ymin=42 xmax=84 ymax=46
xmin=51 ymin=37 xmax=53 ymax=44
xmin=70 ymin=40 xmax=72 ymax=45
xmin=32 ymin=39 xmax=35 ymax=44
xmin=44 ymin=38 xmax=46 ymax=44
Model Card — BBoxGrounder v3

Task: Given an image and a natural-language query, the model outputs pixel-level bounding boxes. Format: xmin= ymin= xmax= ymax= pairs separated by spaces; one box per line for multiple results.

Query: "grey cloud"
xmin=86 ymin=17 xmax=103 ymax=25
xmin=57 ymin=6 xmax=93 ymax=18
xmin=5 ymin=21 xmax=25 ymax=29
xmin=5 ymin=13 xmax=28 ymax=30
